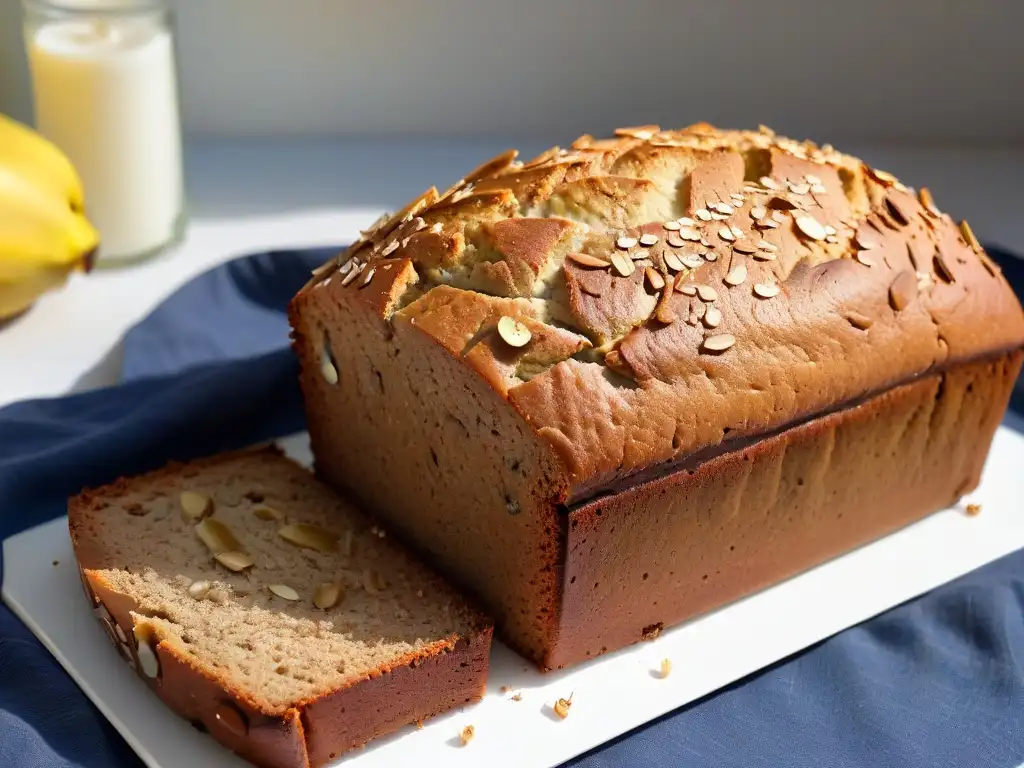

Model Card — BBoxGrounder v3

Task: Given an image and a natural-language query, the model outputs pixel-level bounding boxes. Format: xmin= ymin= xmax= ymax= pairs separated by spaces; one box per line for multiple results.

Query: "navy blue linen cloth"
xmin=2 ymin=246 xmax=1023 ymax=768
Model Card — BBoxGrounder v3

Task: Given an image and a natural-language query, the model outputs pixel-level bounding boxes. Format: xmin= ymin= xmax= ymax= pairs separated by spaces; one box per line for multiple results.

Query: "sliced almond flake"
xmin=663 ymin=251 xmax=685 ymax=272
xmin=313 ymin=583 xmax=343 ymax=610
xmin=497 ymin=315 xmax=533 ymax=348
xmin=187 ymin=581 xmax=211 ymax=599
xmin=805 ymin=174 xmax=822 ymax=185
xmin=359 ymin=267 xmax=376 ymax=288
xmin=195 ymin=519 xmax=243 ymax=556
xmin=866 ymin=166 xmax=898 ymax=186
xmin=959 ymin=220 xmax=981 ymax=251
xmin=855 ymin=251 xmax=876 ymax=267
xmin=757 ymin=239 xmax=779 ymax=252
xmin=853 ymin=232 xmax=878 ymax=250
xmin=702 ymin=333 xmax=736 ymax=352
xmin=704 ymin=251 xmax=719 ymax=262
xmin=700 ymin=237 xmax=713 ymax=248
xmin=567 ymin=252 xmax=611 ymax=268
xmin=429 ymin=222 xmax=444 ymax=234
xmin=675 ymin=278 xmax=698 ymax=296
xmin=215 ymin=551 xmax=254 ymax=572
xmin=630 ymin=252 xmax=650 ymax=263
xmin=710 ymin=212 xmax=730 ymax=221
xmin=846 ymin=312 xmax=874 ymax=330
xmin=359 ymin=212 xmax=390 ymax=239
xmin=696 ymin=285 xmax=718 ymax=302
xmin=718 ymin=227 xmax=736 ymax=242
xmin=695 ymin=209 xmax=713 ymax=221
xmin=789 ymin=182 xmax=811 ymax=195
xmin=760 ymin=176 xmax=779 ymax=190
xmin=667 ymin=233 xmax=687 ymax=248
xmin=712 ymin=202 xmax=734 ymax=215
xmin=752 ymin=249 xmax=777 ymax=262
xmin=677 ymin=217 xmax=697 ymax=227
xmin=919 ymin=187 xmax=941 ymax=216
xmin=823 ymin=225 xmax=837 ymax=236
xmin=268 ymin=584 xmax=300 ymax=601
xmin=663 ymin=220 xmax=682 ymax=231
xmin=615 ymin=125 xmax=659 ymax=139
xmin=730 ymin=225 xmax=745 ymax=239
xmin=253 ymin=505 xmax=283 ymax=521
xmin=750 ymin=206 xmax=768 ymax=220
xmin=525 ymin=146 xmax=561 ymax=168
xmin=811 ymin=184 xmax=828 ymax=194
xmin=340 ymin=262 xmax=364 ymax=287
xmin=639 ymin=233 xmax=660 ymax=247
xmin=338 ymin=260 xmax=353 ymax=276
xmin=610 ymin=252 xmax=636 ymax=277
xmin=279 ymin=523 xmax=340 ymax=553
xmin=680 ymin=228 xmax=702 ymax=241
xmin=753 ymin=282 xmax=780 ymax=299
xmin=381 ymin=239 xmax=400 ymax=257
xmin=682 ymin=254 xmax=704 ymax=269
xmin=702 ymin=306 xmax=722 ymax=328
xmin=771 ymin=211 xmax=789 ymax=224
xmin=724 ymin=265 xmax=748 ymax=286
xmin=733 ymin=242 xmax=756 ymax=255
xmin=179 ymin=491 xmax=213 ymax=523
xmin=655 ymin=286 xmax=676 ymax=324
xmin=616 ymin=235 xmax=638 ymax=250
xmin=645 ymin=267 xmax=666 ymax=291
xmin=759 ymin=218 xmax=780 ymax=229
xmin=794 ymin=215 xmax=827 ymax=241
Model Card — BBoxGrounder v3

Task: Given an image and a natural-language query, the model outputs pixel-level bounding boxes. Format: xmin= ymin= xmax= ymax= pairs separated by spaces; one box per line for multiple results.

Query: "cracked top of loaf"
xmin=300 ymin=123 xmax=1024 ymax=501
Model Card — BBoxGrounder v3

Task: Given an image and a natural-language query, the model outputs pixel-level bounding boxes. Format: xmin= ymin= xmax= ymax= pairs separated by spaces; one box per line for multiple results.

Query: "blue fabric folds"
xmin=1 ymin=245 xmax=1022 ymax=768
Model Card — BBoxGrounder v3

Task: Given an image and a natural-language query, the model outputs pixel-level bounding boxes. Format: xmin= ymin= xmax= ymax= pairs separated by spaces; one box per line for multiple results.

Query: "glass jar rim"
xmin=23 ymin=0 xmax=167 ymax=15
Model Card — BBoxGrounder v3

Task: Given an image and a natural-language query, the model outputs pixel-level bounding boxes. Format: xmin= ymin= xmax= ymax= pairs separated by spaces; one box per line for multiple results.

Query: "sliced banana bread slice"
xmin=68 ymin=446 xmax=492 ymax=768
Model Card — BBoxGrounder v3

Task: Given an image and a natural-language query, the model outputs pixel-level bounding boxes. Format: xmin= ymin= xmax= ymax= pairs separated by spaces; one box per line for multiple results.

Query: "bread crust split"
xmin=290 ymin=123 xmax=1024 ymax=668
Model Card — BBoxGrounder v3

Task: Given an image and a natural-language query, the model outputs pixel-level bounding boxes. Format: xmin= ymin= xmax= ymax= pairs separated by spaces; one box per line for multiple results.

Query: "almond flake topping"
xmin=724 ymin=265 xmax=747 ymax=286
xmin=567 ymin=252 xmax=611 ymax=268
xmin=702 ymin=333 xmax=736 ymax=352
xmin=497 ymin=316 xmax=532 ymax=348
xmin=610 ymin=252 xmax=636 ymax=277
xmin=703 ymin=306 xmax=722 ymax=328
xmin=794 ymin=215 xmax=827 ymax=241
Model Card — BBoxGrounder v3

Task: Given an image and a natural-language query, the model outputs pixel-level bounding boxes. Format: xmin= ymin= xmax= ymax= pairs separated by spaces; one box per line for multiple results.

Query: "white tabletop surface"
xmin=2 ymin=138 xmax=1023 ymax=410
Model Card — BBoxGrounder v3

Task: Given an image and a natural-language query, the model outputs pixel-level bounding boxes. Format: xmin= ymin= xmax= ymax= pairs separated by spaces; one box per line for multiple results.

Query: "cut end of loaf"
xmin=69 ymin=448 xmax=488 ymax=714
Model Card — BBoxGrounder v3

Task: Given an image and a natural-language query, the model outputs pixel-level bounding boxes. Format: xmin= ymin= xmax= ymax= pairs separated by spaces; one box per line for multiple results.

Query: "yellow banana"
xmin=0 ymin=112 xmax=86 ymax=211
xmin=0 ymin=114 xmax=97 ymax=320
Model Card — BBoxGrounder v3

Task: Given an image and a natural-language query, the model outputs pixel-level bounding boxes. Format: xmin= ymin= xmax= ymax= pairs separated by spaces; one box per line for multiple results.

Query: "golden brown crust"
xmin=548 ymin=351 xmax=1022 ymax=668
xmin=296 ymin=123 xmax=1024 ymax=502
xmin=68 ymin=449 xmax=492 ymax=768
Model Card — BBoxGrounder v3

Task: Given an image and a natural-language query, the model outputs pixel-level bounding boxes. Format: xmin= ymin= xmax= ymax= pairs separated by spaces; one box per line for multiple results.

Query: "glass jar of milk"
xmin=23 ymin=0 xmax=185 ymax=266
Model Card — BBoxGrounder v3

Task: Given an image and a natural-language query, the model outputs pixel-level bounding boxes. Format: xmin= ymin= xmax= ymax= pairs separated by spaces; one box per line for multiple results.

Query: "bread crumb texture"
xmin=70 ymin=450 xmax=482 ymax=715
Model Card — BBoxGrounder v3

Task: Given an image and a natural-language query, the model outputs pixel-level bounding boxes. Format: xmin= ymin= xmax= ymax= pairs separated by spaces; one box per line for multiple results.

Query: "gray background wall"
xmin=2 ymin=0 xmax=1023 ymax=142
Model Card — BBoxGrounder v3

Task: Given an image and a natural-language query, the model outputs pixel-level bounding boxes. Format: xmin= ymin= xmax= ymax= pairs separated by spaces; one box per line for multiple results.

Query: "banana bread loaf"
xmin=289 ymin=123 xmax=1024 ymax=670
xmin=68 ymin=447 xmax=492 ymax=767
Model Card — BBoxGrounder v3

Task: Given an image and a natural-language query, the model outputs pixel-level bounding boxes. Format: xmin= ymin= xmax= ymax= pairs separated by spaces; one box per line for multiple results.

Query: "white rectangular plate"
xmin=5 ymin=427 xmax=1024 ymax=768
